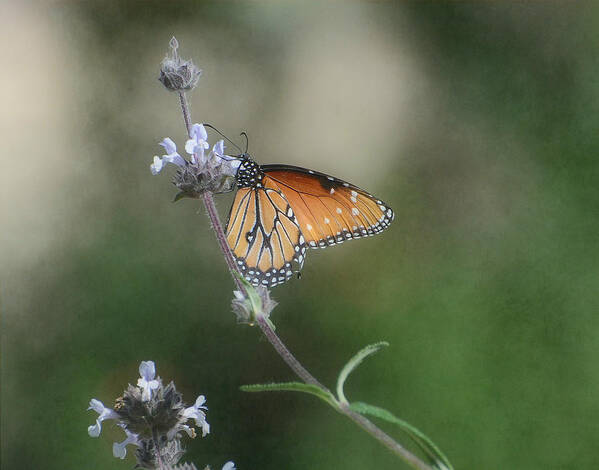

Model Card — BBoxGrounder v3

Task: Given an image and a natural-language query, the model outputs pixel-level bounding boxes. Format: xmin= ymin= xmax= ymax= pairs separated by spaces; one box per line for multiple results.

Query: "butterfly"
xmin=224 ymin=154 xmax=394 ymax=288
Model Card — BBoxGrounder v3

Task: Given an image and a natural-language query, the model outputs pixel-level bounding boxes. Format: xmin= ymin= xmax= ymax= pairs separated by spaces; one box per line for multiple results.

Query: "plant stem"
xmin=174 ymin=85 xmax=432 ymax=470
xmin=255 ymin=313 xmax=431 ymax=470
xmin=202 ymin=190 xmax=245 ymax=292
xmin=256 ymin=316 xmax=324 ymax=388
xmin=340 ymin=403 xmax=433 ymax=470
xmin=152 ymin=428 xmax=166 ymax=470
xmin=178 ymin=91 xmax=192 ymax=136
xmin=178 ymin=91 xmax=245 ymax=294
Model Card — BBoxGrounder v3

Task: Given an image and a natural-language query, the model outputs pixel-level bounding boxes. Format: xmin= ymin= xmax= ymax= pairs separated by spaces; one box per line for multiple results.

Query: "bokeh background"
xmin=2 ymin=2 xmax=599 ymax=469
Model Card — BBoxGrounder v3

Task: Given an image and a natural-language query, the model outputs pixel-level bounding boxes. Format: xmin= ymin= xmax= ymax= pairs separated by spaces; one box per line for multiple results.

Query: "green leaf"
xmin=336 ymin=341 xmax=389 ymax=404
xmin=240 ymin=382 xmax=338 ymax=408
xmin=350 ymin=402 xmax=453 ymax=470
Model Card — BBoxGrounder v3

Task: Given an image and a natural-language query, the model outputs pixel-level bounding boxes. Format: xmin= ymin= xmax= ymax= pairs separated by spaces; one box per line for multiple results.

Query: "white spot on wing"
xmin=352 ymin=208 xmax=359 ymax=215
xmin=336 ymin=207 xmax=342 ymax=214
xmin=306 ymin=223 xmax=313 ymax=231
xmin=330 ymin=188 xmax=335 ymax=194
xmin=324 ymin=217 xmax=330 ymax=224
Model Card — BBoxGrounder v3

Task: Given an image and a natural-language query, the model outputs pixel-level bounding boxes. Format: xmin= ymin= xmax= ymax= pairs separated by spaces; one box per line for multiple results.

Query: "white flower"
xmin=182 ymin=395 xmax=210 ymax=437
xmin=87 ymin=399 xmax=119 ymax=437
xmin=137 ymin=360 xmax=160 ymax=401
xmin=112 ymin=427 xmax=140 ymax=459
xmin=185 ymin=123 xmax=210 ymax=163
xmin=150 ymin=156 xmax=165 ymax=175
xmin=150 ymin=138 xmax=186 ymax=175
xmin=222 ymin=462 xmax=236 ymax=470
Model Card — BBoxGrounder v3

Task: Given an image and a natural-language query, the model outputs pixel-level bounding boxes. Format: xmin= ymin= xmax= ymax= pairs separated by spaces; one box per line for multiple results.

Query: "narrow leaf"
xmin=350 ymin=401 xmax=453 ymax=470
xmin=336 ymin=341 xmax=389 ymax=404
xmin=241 ymin=382 xmax=338 ymax=408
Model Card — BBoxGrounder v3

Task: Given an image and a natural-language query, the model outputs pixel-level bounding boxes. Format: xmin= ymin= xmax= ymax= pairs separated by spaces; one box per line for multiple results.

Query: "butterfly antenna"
xmin=203 ymin=124 xmax=244 ymax=154
xmin=240 ymin=132 xmax=249 ymax=154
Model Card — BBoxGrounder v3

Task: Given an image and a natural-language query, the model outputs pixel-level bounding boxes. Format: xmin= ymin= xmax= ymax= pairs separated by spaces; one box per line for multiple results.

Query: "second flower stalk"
xmin=87 ymin=360 xmax=215 ymax=469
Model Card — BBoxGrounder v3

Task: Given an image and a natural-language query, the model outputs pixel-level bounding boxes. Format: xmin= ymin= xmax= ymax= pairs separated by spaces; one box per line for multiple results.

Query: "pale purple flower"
xmin=151 ymin=138 xmax=186 ymax=175
xmin=211 ymin=139 xmax=241 ymax=164
xmin=137 ymin=360 xmax=160 ymax=401
xmin=182 ymin=395 xmax=210 ymax=436
xmin=185 ymin=123 xmax=210 ymax=163
xmin=87 ymin=399 xmax=120 ymax=437
xmin=222 ymin=462 xmax=236 ymax=470
xmin=210 ymin=139 xmax=242 ymax=177
xmin=212 ymin=139 xmax=224 ymax=158
xmin=112 ymin=427 xmax=140 ymax=459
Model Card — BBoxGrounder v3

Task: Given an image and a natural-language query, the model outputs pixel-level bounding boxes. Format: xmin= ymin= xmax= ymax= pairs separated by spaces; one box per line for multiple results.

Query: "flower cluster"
xmin=151 ymin=123 xmax=241 ymax=197
xmin=88 ymin=360 xmax=234 ymax=470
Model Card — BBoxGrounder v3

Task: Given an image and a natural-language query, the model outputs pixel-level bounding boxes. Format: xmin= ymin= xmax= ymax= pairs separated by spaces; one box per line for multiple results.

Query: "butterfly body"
xmin=226 ymin=155 xmax=394 ymax=288
xmin=235 ymin=157 xmax=264 ymax=188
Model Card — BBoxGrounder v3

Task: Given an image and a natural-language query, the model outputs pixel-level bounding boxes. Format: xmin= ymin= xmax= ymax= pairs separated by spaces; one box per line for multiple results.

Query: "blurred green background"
xmin=2 ymin=2 xmax=599 ymax=469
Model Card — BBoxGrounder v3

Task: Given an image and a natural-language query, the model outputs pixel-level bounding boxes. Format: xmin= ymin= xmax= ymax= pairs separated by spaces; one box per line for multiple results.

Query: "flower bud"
xmin=232 ymin=281 xmax=278 ymax=324
xmin=159 ymin=37 xmax=202 ymax=92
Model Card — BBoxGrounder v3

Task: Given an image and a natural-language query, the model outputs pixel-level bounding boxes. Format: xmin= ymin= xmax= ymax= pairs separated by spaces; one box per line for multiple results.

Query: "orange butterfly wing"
xmin=261 ymin=165 xmax=394 ymax=249
xmin=225 ymin=186 xmax=307 ymax=287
